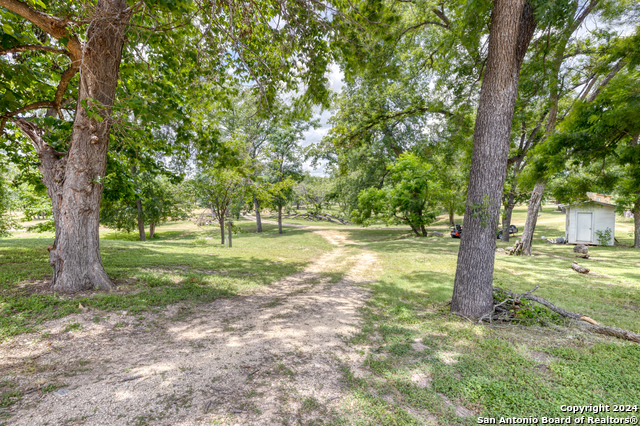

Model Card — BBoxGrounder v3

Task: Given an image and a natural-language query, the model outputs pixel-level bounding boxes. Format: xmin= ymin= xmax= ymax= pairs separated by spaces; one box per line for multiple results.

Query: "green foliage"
xmin=0 ymin=161 xmax=19 ymax=237
xmin=100 ymin=171 xmax=191 ymax=235
xmin=192 ymin=166 xmax=250 ymax=228
xmin=293 ymin=175 xmax=334 ymax=214
xmin=351 ymin=153 xmax=440 ymax=236
xmin=595 ymin=227 xmax=613 ymax=246
xmin=342 ymin=207 xmax=640 ymax=424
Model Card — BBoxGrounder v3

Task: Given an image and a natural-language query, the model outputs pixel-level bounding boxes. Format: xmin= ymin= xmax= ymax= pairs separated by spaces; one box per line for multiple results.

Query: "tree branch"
xmin=0 ymin=0 xmax=82 ymax=60
xmin=0 ymin=44 xmax=70 ymax=56
xmin=0 ymin=0 xmax=82 ymax=121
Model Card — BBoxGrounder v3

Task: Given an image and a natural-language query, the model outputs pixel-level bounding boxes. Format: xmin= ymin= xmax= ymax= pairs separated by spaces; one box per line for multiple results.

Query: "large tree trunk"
xmin=15 ymin=0 xmax=130 ymax=292
xmin=254 ymin=193 xmax=263 ymax=233
xmin=451 ymin=1 xmax=536 ymax=319
xmin=500 ymin=191 xmax=516 ymax=242
xmin=278 ymin=204 xmax=283 ymax=234
xmin=520 ymin=181 xmax=545 ymax=255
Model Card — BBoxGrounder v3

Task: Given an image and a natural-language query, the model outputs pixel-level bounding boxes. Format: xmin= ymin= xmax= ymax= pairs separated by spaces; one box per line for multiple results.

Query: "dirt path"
xmin=0 ymin=230 xmax=379 ymax=425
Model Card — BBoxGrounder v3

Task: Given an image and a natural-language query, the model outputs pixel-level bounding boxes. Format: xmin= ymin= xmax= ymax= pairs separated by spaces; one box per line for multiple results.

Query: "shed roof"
xmin=560 ymin=200 xmax=617 ymax=208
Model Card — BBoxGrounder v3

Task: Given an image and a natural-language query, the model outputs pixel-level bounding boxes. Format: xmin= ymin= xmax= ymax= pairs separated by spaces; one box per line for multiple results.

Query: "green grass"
xmin=1 ymin=206 xmax=639 ymax=424
xmin=339 ymin=205 xmax=640 ymax=425
xmin=0 ymin=220 xmax=331 ymax=340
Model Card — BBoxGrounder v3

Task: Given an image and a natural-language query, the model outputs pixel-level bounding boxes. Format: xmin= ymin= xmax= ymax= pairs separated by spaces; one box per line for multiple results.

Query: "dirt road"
xmin=1 ymin=230 xmax=379 ymax=425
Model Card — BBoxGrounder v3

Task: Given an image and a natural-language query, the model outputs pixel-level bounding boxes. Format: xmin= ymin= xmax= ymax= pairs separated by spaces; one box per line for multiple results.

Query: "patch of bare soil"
xmin=0 ymin=230 xmax=379 ymax=425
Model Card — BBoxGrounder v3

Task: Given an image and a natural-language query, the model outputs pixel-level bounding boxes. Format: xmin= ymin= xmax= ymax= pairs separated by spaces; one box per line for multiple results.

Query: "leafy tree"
xmin=264 ymin=119 xmax=313 ymax=234
xmin=351 ymin=153 xmax=440 ymax=236
xmin=451 ymin=0 xmax=536 ymax=319
xmin=100 ymin=172 xmax=191 ymax=239
xmin=295 ymin=175 xmax=334 ymax=214
xmin=543 ymin=57 xmax=640 ymax=247
xmin=193 ymin=169 xmax=250 ymax=245
xmin=1 ymin=0 xmax=335 ymax=292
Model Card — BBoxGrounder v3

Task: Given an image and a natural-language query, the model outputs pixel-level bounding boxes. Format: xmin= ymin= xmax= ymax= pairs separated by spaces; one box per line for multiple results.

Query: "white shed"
xmin=562 ymin=200 xmax=616 ymax=246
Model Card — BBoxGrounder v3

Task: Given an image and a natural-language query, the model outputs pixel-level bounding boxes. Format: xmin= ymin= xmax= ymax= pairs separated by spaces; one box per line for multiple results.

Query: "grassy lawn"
xmin=338 ymin=205 xmax=640 ymax=425
xmin=0 ymin=205 xmax=638 ymax=424
xmin=0 ymin=219 xmax=332 ymax=340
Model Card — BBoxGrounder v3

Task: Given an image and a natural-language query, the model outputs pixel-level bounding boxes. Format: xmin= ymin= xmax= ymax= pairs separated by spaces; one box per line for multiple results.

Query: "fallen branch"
xmin=571 ymin=261 xmax=590 ymax=274
xmin=283 ymin=212 xmax=350 ymax=224
xmin=496 ymin=287 xmax=640 ymax=344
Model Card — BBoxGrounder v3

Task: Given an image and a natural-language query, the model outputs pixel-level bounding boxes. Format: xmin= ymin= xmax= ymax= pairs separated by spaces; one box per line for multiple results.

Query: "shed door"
xmin=576 ymin=212 xmax=593 ymax=242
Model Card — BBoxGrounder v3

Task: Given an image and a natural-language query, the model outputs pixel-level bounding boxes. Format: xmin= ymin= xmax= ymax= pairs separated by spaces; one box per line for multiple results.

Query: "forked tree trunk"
xmin=501 ymin=191 xmax=516 ymax=242
xmin=254 ymin=193 xmax=263 ymax=233
xmin=520 ymin=181 xmax=545 ymax=255
xmin=15 ymin=0 xmax=130 ymax=292
xmin=278 ymin=204 xmax=283 ymax=234
xmin=451 ymin=1 xmax=536 ymax=319
xmin=135 ymin=198 xmax=146 ymax=241
xmin=149 ymin=222 xmax=156 ymax=239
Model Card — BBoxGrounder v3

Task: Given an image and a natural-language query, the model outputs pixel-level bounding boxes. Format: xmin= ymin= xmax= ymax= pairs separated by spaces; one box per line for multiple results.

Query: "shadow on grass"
xmin=0 ymin=233 xmax=314 ymax=340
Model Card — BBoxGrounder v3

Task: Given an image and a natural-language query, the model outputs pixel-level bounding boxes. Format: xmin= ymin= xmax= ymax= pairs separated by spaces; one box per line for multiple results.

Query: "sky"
xmin=300 ymin=63 xmax=344 ymax=177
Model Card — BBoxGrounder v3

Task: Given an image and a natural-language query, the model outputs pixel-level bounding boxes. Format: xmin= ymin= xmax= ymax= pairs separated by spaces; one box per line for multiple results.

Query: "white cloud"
xmin=300 ymin=63 xmax=344 ymax=177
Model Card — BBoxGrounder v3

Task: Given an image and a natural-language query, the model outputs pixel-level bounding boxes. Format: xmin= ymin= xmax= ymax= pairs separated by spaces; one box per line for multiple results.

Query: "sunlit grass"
xmin=0 ymin=220 xmax=332 ymax=340
xmin=340 ymin=205 xmax=640 ymax=425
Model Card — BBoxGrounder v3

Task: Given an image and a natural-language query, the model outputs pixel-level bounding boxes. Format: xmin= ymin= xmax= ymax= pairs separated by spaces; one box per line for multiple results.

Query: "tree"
xmin=193 ymin=169 xmax=249 ymax=245
xmin=519 ymin=22 xmax=640 ymax=253
xmin=1 ymin=0 xmax=134 ymax=291
xmin=517 ymin=0 xmax=632 ymax=254
xmin=1 ymin=0 xmax=334 ymax=292
xmin=264 ymin=119 xmax=312 ymax=234
xmin=351 ymin=153 xmax=440 ymax=236
xmin=543 ymin=54 xmax=640 ymax=247
xmin=100 ymin=171 xmax=191 ymax=239
xmin=451 ymin=0 xmax=536 ymax=319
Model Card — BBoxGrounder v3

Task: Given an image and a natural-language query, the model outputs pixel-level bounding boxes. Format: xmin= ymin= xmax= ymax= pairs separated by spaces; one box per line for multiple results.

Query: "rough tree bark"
xmin=253 ymin=193 xmax=263 ymax=233
xmin=12 ymin=0 xmax=131 ymax=292
xmin=520 ymin=181 xmax=545 ymax=255
xmin=135 ymin=198 xmax=146 ymax=241
xmin=278 ymin=204 xmax=283 ymax=234
xmin=451 ymin=0 xmax=536 ymax=319
xmin=149 ymin=222 xmax=156 ymax=239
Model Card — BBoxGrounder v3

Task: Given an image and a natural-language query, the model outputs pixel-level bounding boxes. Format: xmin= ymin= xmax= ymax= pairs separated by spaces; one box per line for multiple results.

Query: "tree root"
xmin=485 ymin=286 xmax=640 ymax=344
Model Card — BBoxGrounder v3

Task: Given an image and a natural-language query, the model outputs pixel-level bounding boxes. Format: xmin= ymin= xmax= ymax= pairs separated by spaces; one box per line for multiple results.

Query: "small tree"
xmin=193 ymin=169 xmax=249 ymax=244
xmin=100 ymin=172 xmax=191 ymax=239
xmin=264 ymin=120 xmax=312 ymax=233
xmin=351 ymin=153 xmax=441 ymax=236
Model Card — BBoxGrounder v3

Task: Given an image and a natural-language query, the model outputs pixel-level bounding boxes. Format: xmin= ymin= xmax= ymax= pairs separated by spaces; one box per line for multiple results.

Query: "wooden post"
xmin=227 ymin=220 xmax=232 ymax=248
